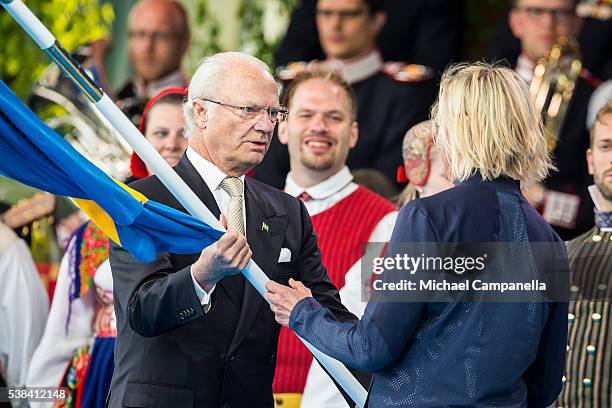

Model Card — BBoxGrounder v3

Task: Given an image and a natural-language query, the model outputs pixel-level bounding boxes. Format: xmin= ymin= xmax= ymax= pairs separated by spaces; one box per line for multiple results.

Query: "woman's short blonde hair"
xmin=432 ymin=62 xmax=554 ymax=185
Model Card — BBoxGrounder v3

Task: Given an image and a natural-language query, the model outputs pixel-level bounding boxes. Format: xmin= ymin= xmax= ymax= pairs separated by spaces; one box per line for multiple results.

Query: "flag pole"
xmin=0 ymin=0 xmax=367 ymax=405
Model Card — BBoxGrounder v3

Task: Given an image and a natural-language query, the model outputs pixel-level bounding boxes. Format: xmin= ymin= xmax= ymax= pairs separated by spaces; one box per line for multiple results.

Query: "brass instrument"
xmin=530 ymin=36 xmax=582 ymax=152
xmin=30 ymin=46 xmax=132 ymax=181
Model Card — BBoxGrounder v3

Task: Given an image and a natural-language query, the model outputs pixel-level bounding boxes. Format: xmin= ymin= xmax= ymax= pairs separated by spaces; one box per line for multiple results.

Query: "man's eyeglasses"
xmin=201 ymin=99 xmax=288 ymax=124
xmin=516 ymin=6 xmax=575 ymax=22
xmin=316 ymin=7 xmax=367 ymax=20
xmin=128 ymin=30 xmax=183 ymax=43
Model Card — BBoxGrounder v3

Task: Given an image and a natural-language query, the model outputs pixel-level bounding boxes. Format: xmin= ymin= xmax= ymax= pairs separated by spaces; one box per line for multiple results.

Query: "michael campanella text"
xmin=373 ymin=279 xmax=547 ymax=293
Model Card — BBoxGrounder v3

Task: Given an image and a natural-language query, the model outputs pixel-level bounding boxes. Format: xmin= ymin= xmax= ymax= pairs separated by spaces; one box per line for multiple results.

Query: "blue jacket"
xmin=290 ymin=175 xmax=568 ymax=407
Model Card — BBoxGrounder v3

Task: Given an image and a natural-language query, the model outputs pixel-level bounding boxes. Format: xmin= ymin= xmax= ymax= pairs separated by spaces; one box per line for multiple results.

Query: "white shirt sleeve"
xmin=300 ymin=211 xmax=398 ymax=408
xmin=190 ymin=267 xmax=216 ymax=309
xmin=26 ymin=249 xmax=96 ymax=393
xmin=0 ymin=239 xmax=49 ymax=398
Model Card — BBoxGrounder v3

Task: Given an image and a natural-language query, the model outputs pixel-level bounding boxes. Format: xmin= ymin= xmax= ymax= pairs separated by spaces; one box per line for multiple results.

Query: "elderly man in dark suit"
xmin=107 ymin=52 xmax=357 ymax=408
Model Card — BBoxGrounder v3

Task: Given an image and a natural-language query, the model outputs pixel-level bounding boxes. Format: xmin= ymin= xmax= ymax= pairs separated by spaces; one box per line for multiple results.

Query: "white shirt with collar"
xmin=186 ymin=147 xmax=246 ymax=308
xmin=133 ymin=70 xmax=186 ymax=99
xmin=284 ymin=165 xmax=397 ymax=315
xmin=515 ymin=54 xmax=536 ymax=84
xmin=285 ymin=166 xmax=398 ymax=316
xmin=325 ymin=49 xmax=384 ymax=85
xmin=286 ymin=167 xmax=397 ymax=408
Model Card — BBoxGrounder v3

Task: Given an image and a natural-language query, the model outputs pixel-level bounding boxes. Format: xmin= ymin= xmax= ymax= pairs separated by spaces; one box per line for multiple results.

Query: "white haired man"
xmin=108 ymin=52 xmax=358 ymax=408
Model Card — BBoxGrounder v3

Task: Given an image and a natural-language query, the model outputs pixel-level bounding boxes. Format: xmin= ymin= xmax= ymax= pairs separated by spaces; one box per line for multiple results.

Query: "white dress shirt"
xmin=326 ymin=49 xmax=384 ymax=85
xmin=186 ymin=147 xmax=246 ymax=307
xmin=133 ymin=70 xmax=186 ymax=99
xmin=515 ymin=54 xmax=536 ymax=84
xmin=285 ymin=167 xmax=398 ymax=408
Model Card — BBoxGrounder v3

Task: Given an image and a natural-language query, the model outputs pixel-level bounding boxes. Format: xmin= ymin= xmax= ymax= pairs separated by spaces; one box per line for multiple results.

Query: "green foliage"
xmin=0 ymin=0 xmax=114 ymax=100
xmin=238 ymin=0 xmax=297 ymax=68
xmin=182 ymin=0 xmax=223 ymax=77
xmin=183 ymin=0 xmax=296 ymax=74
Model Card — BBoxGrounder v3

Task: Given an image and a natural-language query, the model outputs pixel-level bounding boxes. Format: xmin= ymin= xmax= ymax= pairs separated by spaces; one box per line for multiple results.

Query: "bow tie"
xmin=594 ymin=209 xmax=612 ymax=229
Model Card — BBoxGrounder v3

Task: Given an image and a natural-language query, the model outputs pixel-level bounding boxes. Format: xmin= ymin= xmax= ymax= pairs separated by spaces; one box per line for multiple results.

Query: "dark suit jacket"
xmin=275 ymin=0 xmax=463 ymax=73
xmin=107 ymin=155 xmax=357 ymax=407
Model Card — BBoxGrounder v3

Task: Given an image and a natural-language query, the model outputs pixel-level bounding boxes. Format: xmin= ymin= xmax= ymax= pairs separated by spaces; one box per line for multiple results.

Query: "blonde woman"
xmin=266 ymin=63 xmax=569 ymax=407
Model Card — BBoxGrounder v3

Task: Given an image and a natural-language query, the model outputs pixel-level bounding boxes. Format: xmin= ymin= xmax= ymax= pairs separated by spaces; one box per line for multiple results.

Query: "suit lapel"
xmin=174 ymin=155 xmax=249 ymax=308
xmin=174 ymin=155 xmax=221 ymax=218
xmin=228 ymin=179 xmax=288 ymax=355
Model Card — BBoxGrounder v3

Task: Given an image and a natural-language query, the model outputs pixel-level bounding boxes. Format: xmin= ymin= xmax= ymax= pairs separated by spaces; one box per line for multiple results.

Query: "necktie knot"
xmin=297 ymin=191 xmax=312 ymax=202
xmin=221 ymin=177 xmax=243 ymax=198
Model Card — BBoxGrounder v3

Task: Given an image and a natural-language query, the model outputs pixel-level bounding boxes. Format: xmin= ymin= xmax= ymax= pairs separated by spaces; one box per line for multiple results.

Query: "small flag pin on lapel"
xmin=261 ymin=221 xmax=269 ymax=232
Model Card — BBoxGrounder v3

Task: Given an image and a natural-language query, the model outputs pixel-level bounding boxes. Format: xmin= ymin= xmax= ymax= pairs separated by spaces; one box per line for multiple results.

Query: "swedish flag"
xmin=0 ymin=79 xmax=222 ymax=262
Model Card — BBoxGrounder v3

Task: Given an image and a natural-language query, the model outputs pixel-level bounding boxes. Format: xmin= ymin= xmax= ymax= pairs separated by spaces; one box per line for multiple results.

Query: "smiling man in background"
xmin=273 ymin=67 xmax=397 ymax=408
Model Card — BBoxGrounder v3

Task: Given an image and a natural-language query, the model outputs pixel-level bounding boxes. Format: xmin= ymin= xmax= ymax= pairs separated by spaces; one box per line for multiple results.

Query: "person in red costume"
xmin=272 ymin=67 xmax=397 ymax=408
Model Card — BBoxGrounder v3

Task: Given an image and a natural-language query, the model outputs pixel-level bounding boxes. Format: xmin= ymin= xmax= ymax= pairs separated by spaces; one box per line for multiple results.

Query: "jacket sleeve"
xmin=109 ymin=242 xmax=204 ymax=337
xmin=293 ymin=199 xmax=358 ymax=323
xmin=523 ymin=300 xmax=569 ymax=407
xmin=289 ymin=203 xmax=437 ymax=372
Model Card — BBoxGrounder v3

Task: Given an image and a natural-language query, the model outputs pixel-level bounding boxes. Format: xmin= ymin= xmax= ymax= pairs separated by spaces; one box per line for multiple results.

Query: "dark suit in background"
xmin=275 ymin=0 xmax=463 ymax=73
xmin=108 ymin=156 xmax=356 ymax=407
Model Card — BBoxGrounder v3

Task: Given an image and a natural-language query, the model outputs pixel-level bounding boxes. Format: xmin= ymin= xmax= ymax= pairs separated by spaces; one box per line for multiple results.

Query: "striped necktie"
xmin=220 ymin=177 xmax=245 ymax=235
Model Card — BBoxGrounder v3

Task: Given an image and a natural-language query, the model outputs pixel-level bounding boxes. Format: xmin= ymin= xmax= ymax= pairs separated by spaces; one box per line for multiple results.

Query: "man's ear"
xmin=373 ymin=11 xmax=386 ymax=36
xmin=571 ymin=16 xmax=584 ymax=37
xmin=587 ymin=148 xmax=594 ymax=176
xmin=278 ymin=121 xmax=289 ymax=145
xmin=349 ymin=121 xmax=359 ymax=148
xmin=192 ymin=100 xmax=208 ymax=129
xmin=180 ymin=33 xmax=191 ymax=58
xmin=508 ymin=8 xmax=523 ymax=38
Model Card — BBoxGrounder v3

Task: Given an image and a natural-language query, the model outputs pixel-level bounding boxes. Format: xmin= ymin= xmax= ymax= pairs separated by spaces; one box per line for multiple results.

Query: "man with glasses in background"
xmin=108 ymin=52 xmax=360 ymax=408
xmin=509 ymin=0 xmax=603 ymax=239
xmin=114 ymin=0 xmax=190 ymax=125
xmin=254 ymin=0 xmax=437 ymax=191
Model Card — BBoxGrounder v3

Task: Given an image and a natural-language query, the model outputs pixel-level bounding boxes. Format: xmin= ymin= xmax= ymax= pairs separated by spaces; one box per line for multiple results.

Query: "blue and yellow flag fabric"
xmin=0 ymin=79 xmax=222 ymax=262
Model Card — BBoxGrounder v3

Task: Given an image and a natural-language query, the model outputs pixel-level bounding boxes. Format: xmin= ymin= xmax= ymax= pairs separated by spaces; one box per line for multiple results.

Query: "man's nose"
xmin=541 ymin=12 xmax=556 ymax=29
xmin=308 ymin=113 xmax=329 ymax=132
xmin=254 ymin=112 xmax=275 ymax=134
xmin=329 ymin=13 xmax=344 ymax=31
xmin=141 ymin=34 xmax=155 ymax=52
